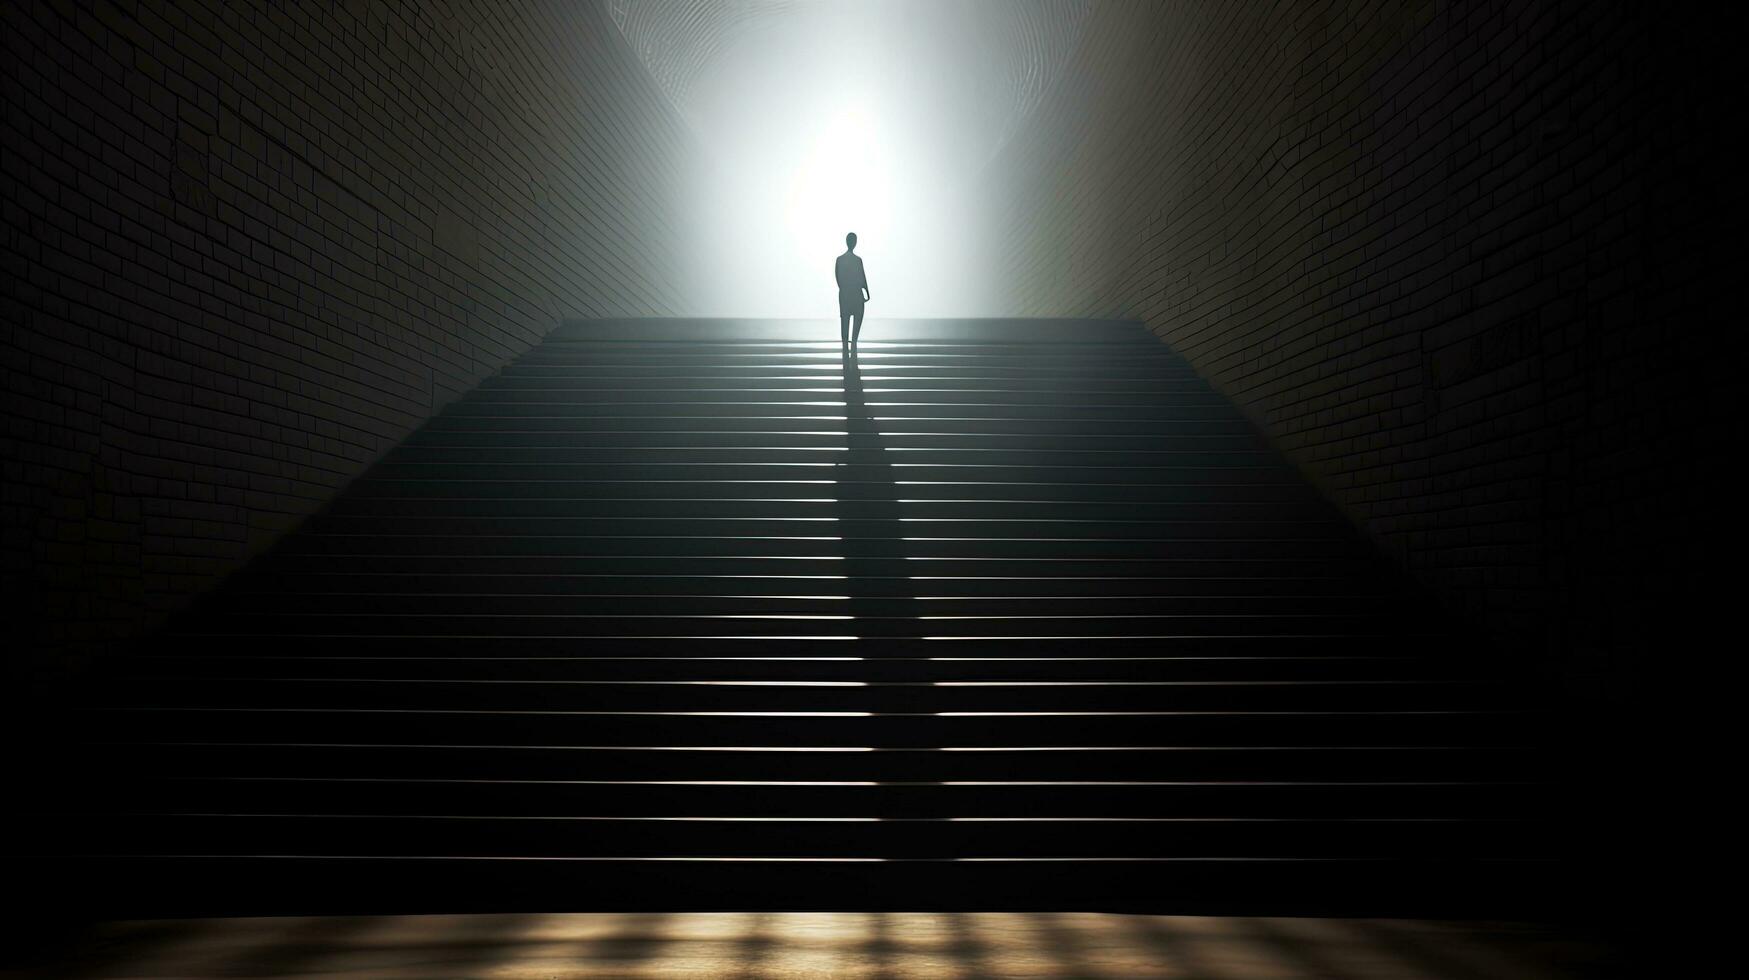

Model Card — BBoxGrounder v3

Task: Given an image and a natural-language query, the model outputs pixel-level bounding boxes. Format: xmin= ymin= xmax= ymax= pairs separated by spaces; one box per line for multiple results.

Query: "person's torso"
xmin=836 ymin=253 xmax=864 ymax=292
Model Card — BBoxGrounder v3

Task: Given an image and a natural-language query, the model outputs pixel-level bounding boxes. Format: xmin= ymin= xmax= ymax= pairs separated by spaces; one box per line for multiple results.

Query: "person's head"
xmin=845 ymin=232 xmax=857 ymax=251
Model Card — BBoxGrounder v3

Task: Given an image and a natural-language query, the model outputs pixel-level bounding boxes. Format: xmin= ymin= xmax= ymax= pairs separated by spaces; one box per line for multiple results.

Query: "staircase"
xmin=25 ymin=319 xmax=1558 ymax=916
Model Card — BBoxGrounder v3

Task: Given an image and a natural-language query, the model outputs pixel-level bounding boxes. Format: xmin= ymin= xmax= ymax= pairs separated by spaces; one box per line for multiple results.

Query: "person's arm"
xmin=835 ymin=258 xmax=843 ymax=290
xmin=861 ymin=262 xmax=870 ymax=301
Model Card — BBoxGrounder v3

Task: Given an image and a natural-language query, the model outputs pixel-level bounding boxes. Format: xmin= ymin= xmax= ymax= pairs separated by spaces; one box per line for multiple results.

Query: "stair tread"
xmin=34 ymin=323 xmax=1555 ymax=915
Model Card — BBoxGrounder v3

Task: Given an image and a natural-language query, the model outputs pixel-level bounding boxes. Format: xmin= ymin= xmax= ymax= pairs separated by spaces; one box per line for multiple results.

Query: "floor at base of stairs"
xmin=6 ymin=912 xmax=1621 ymax=979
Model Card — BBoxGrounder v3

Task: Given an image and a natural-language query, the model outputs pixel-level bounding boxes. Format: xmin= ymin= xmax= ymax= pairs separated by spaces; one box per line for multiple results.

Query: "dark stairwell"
xmin=3 ymin=0 xmax=1728 ymax=964
xmin=23 ymin=319 xmax=1560 ymax=916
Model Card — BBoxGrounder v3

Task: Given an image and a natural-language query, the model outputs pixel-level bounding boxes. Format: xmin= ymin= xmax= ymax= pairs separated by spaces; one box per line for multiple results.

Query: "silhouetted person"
xmin=835 ymin=232 xmax=869 ymax=348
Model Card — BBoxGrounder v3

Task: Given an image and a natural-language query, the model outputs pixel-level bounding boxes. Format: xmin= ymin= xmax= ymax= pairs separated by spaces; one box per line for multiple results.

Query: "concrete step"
xmin=325 ymin=496 xmax=1335 ymax=521
xmin=67 ymin=743 xmax=1551 ymax=783
xmin=380 ymin=447 xmax=1284 ymax=467
xmin=138 ymin=634 xmax=1465 ymax=662
xmin=31 ymin=320 xmax=1556 ymax=918
xmin=15 ymin=854 xmax=1568 ymax=917
xmin=67 ymin=707 xmax=1540 ymax=747
xmin=252 ymin=554 xmax=1380 ymax=577
xmin=169 ymin=612 xmax=1422 ymax=637
xmin=304 ymin=515 xmax=1351 ymax=540
xmin=32 ymin=812 xmax=1546 ymax=859
xmin=276 ymin=535 xmax=1365 ymax=560
xmin=217 ymin=571 xmax=1391 ymax=596
xmin=422 ymin=416 xmax=1263 ymax=435
xmin=459 ymin=388 xmax=1234 ymax=407
xmin=345 ymin=479 xmax=1323 ymax=503
xmin=99 ymin=677 xmax=1513 ymax=713
xmin=402 ymin=431 xmax=1272 ymax=452
xmin=107 ymin=655 xmax=1478 ymax=683
xmin=359 ymin=462 xmax=1301 ymax=483
xmin=46 ymin=775 xmax=1549 ymax=819
xmin=210 ymin=593 xmax=1407 ymax=617
xmin=481 ymin=376 xmax=1219 ymax=392
xmin=541 ymin=319 xmax=1161 ymax=344
xmin=435 ymin=401 xmax=1251 ymax=420
xmin=490 ymin=369 xmax=1208 ymax=384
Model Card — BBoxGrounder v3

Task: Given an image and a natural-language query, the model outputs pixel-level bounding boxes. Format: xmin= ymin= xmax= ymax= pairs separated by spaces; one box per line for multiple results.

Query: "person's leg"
xmin=840 ymin=313 xmax=850 ymax=346
xmin=851 ymin=310 xmax=864 ymax=347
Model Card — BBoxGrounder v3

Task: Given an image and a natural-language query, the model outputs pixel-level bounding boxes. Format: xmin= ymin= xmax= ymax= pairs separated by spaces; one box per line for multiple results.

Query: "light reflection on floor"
xmin=13 ymin=912 xmax=1616 ymax=978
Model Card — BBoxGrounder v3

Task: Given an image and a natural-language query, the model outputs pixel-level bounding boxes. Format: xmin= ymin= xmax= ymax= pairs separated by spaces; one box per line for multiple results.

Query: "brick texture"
xmin=986 ymin=0 xmax=1731 ymax=697
xmin=2 ymin=1 xmax=700 ymax=675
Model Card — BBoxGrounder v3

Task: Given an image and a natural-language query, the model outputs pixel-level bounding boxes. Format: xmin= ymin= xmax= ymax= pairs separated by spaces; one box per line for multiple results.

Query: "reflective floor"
xmin=9 ymin=912 xmax=1618 ymax=979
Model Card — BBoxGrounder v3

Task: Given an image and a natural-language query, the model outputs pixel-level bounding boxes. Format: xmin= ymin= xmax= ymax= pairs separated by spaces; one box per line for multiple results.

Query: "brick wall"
xmin=987 ymin=0 xmax=1731 ymax=697
xmin=2 ymin=0 xmax=700 ymax=676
